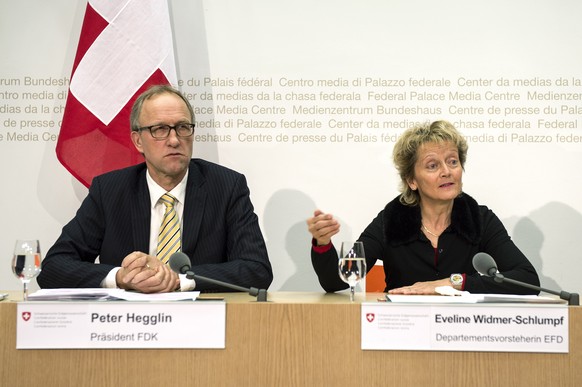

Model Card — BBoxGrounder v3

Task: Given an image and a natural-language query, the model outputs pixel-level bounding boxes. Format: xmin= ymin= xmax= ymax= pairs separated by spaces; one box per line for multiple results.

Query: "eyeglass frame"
xmin=133 ymin=123 xmax=196 ymax=139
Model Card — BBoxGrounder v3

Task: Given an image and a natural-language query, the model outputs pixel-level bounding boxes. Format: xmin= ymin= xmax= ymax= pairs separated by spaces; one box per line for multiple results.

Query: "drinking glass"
xmin=12 ymin=239 xmax=42 ymax=301
xmin=339 ymin=241 xmax=367 ymax=301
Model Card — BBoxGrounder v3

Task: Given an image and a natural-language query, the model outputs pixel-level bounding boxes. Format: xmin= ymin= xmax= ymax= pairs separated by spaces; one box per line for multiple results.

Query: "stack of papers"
xmin=27 ymin=288 xmax=200 ymax=301
xmin=385 ymin=293 xmax=567 ymax=304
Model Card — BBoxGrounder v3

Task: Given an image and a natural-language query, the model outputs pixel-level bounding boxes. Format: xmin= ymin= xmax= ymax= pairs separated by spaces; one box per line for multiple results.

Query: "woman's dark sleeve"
xmin=311 ymin=211 xmax=383 ymax=292
xmin=465 ymin=207 xmax=540 ymax=295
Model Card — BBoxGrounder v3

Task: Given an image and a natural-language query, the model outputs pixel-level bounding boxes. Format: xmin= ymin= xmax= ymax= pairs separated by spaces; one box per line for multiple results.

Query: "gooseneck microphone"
xmin=168 ymin=252 xmax=268 ymax=302
xmin=472 ymin=252 xmax=579 ymax=305
xmin=472 ymin=252 xmax=499 ymax=277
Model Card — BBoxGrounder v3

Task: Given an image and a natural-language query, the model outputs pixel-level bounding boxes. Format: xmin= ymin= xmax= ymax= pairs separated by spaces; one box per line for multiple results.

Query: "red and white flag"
xmin=57 ymin=0 xmax=177 ymax=187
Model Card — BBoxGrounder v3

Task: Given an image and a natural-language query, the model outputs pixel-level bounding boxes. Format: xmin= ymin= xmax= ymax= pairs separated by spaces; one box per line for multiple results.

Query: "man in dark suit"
xmin=38 ymin=85 xmax=272 ymax=293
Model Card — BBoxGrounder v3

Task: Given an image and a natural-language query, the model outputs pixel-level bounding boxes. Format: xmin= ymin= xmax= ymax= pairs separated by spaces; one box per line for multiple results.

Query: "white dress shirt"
xmin=101 ymin=169 xmax=195 ymax=291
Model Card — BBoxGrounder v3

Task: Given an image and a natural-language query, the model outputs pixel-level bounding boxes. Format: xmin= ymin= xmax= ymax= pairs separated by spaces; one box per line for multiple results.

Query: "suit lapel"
xmin=182 ymin=161 xmax=207 ymax=255
xmin=131 ymin=167 xmax=152 ymax=253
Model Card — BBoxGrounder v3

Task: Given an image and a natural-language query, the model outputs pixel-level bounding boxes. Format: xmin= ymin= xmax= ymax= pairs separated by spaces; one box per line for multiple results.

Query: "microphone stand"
xmin=185 ymin=271 xmax=268 ymax=302
xmin=494 ymin=273 xmax=580 ymax=305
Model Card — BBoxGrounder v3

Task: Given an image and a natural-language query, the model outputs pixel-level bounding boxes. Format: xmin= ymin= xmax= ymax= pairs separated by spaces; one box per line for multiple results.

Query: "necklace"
xmin=421 ymin=223 xmax=441 ymax=238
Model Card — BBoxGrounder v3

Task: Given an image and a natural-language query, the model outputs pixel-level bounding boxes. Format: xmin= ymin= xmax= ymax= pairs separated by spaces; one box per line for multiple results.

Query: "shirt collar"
xmin=146 ymin=170 xmax=188 ymax=208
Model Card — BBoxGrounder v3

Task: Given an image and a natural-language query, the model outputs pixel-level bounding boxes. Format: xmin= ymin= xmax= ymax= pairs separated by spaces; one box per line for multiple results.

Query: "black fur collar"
xmin=383 ymin=193 xmax=482 ymax=245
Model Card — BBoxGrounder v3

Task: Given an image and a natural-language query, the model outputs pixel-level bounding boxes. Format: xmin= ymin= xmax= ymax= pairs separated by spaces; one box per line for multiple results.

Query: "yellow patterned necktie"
xmin=157 ymin=193 xmax=181 ymax=263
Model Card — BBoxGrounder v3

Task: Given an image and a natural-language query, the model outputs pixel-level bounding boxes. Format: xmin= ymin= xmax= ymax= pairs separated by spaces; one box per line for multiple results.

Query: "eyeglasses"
xmin=134 ymin=123 xmax=195 ymax=139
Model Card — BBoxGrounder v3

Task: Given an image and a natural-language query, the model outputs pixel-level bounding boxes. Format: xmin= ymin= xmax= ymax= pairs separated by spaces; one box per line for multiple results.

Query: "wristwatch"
xmin=450 ymin=273 xmax=464 ymax=288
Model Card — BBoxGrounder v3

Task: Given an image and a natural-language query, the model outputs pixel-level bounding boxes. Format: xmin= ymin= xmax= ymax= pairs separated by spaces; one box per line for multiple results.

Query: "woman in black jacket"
xmin=307 ymin=120 xmax=539 ymax=295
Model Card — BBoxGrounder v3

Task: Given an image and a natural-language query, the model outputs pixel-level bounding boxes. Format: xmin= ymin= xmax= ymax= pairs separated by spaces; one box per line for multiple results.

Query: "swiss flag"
xmin=57 ymin=0 xmax=177 ymax=187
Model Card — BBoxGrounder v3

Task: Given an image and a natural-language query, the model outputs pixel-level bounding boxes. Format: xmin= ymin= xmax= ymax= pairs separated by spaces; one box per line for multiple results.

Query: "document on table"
xmin=385 ymin=293 xmax=566 ymax=304
xmin=27 ymin=288 xmax=200 ymax=301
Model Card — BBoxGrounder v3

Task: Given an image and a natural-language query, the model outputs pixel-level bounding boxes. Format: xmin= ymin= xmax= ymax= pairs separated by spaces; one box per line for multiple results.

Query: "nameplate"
xmin=16 ymin=301 xmax=225 ymax=349
xmin=361 ymin=303 xmax=568 ymax=353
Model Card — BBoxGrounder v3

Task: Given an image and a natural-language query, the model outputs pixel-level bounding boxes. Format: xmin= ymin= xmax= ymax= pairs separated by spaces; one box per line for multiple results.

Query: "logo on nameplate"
xmin=22 ymin=311 xmax=31 ymax=321
xmin=366 ymin=313 xmax=375 ymax=323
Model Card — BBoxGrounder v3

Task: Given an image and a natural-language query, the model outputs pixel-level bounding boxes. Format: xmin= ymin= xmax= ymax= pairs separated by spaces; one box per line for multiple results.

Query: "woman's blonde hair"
xmin=393 ymin=120 xmax=468 ymax=206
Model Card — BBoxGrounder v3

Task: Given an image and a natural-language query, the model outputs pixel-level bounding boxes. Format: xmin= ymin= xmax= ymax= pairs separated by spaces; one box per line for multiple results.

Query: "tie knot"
xmin=160 ymin=193 xmax=177 ymax=208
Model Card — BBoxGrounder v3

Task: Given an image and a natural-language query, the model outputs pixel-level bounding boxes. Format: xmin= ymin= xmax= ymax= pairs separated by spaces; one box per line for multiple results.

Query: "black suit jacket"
xmin=38 ymin=159 xmax=273 ymax=291
xmin=312 ymin=194 xmax=539 ymax=295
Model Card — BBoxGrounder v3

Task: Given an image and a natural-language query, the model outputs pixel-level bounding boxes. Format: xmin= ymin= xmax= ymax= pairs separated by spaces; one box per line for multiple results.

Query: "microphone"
xmin=168 ymin=252 xmax=268 ymax=302
xmin=472 ymin=252 xmax=579 ymax=305
xmin=472 ymin=252 xmax=499 ymax=277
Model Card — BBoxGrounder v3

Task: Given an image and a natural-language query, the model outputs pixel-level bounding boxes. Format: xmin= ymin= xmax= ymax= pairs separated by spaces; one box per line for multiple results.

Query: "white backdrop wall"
xmin=1 ymin=0 xmax=581 ymax=295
